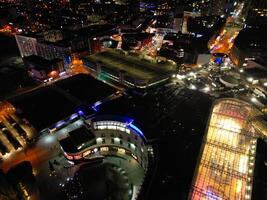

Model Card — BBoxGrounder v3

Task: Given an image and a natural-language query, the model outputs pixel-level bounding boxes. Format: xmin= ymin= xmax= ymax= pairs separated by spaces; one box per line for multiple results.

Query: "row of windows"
xmin=96 ymin=124 xmax=131 ymax=134
xmin=65 ymin=145 xmax=141 ymax=162
xmin=100 ymin=132 xmax=139 ymax=141
xmin=94 ymin=121 xmax=126 ymax=128
xmin=96 ymin=137 xmax=137 ymax=152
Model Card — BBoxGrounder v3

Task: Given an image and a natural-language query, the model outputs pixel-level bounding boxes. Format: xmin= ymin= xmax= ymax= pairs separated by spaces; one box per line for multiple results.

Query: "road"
xmin=0 ymin=133 xmax=60 ymax=172
xmin=209 ymin=2 xmax=245 ymax=56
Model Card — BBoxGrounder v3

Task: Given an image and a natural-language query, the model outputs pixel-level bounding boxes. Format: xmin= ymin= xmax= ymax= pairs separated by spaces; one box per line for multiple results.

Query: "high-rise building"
xmin=247 ymin=0 xmax=267 ymax=17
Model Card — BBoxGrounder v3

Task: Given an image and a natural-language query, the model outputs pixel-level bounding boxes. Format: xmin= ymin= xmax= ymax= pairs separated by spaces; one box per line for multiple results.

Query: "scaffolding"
xmin=190 ymin=99 xmax=257 ymax=200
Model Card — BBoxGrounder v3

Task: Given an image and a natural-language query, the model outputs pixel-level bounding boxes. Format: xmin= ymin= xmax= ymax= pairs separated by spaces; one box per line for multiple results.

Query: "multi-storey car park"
xmin=83 ymin=49 xmax=177 ymax=88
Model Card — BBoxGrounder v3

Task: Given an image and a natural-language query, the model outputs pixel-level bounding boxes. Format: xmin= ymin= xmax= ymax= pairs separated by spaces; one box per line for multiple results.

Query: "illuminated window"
xmin=100 ymin=147 xmax=109 ymax=152
xmin=83 ymin=150 xmax=91 ymax=157
xmin=74 ymin=154 xmax=82 ymax=160
xmin=118 ymin=148 xmax=125 ymax=154
xmin=66 ymin=154 xmax=73 ymax=160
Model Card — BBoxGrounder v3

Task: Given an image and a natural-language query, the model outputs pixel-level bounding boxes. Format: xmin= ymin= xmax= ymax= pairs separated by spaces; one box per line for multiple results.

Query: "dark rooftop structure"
xmin=122 ymin=32 xmax=153 ymax=41
xmin=70 ymin=24 xmax=116 ymax=37
xmin=54 ymin=73 xmax=117 ymax=105
xmin=235 ymin=29 xmax=267 ymax=51
xmin=9 ymin=86 xmax=76 ymax=131
xmin=59 ymin=126 xmax=95 ymax=154
xmin=244 ymin=68 xmax=267 ymax=79
xmin=8 ymin=74 xmax=117 ymax=131
xmin=23 ymin=55 xmax=62 ymax=72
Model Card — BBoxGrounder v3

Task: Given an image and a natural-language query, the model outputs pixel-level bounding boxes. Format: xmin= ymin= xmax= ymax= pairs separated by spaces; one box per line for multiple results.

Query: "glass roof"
xmin=190 ymin=99 xmax=257 ymax=200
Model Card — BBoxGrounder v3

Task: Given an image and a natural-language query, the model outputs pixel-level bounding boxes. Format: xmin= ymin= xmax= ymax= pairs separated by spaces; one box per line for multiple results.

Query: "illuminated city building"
xmin=23 ymin=55 xmax=64 ymax=82
xmin=190 ymin=99 xmax=258 ymax=200
xmin=248 ymin=0 xmax=267 ymax=17
xmin=58 ymin=115 xmax=148 ymax=170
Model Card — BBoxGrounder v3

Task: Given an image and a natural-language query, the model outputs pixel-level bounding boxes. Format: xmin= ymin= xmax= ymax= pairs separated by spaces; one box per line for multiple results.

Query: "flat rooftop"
xmin=54 ymin=74 xmax=117 ymax=105
xmin=9 ymin=86 xmax=76 ymax=131
xmin=85 ymin=49 xmax=176 ymax=81
xmin=190 ymin=99 xmax=257 ymax=200
xmin=8 ymin=74 xmax=117 ymax=131
xmin=59 ymin=126 xmax=95 ymax=153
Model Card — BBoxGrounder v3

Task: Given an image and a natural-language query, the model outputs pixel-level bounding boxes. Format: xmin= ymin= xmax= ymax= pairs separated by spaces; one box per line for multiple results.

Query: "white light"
xmin=67 ymin=160 xmax=74 ymax=165
xmin=43 ymin=134 xmax=55 ymax=144
xmin=189 ymin=72 xmax=195 ymax=76
xmin=130 ymin=143 xmax=136 ymax=149
xmin=96 ymin=137 xmax=103 ymax=143
xmin=247 ymin=77 xmax=253 ymax=82
xmin=251 ymin=97 xmax=257 ymax=103
xmin=77 ymin=143 xmax=85 ymax=150
xmin=203 ymin=86 xmax=210 ymax=93
xmin=239 ymin=69 xmax=244 ymax=73
xmin=263 ymin=82 xmax=267 ymax=87
xmin=190 ymin=84 xmax=197 ymax=90
xmin=176 ymin=74 xmax=185 ymax=79
xmin=94 ymin=148 xmax=98 ymax=153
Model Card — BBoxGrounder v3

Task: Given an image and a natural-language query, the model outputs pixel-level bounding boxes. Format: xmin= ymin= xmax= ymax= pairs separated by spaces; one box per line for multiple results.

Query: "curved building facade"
xmin=59 ymin=115 xmax=148 ymax=171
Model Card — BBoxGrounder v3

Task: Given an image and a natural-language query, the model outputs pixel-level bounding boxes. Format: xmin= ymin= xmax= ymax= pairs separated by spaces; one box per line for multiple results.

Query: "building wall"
xmin=15 ymin=35 xmax=38 ymax=57
xmin=61 ymin=119 xmax=149 ymax=170
xmin=15 ymin=34 xmax=71 ymax=69
xmin=36 ymin=43 xmax=70 ymax=61
xmin=40 ymin=30 xmax=63 ymax=43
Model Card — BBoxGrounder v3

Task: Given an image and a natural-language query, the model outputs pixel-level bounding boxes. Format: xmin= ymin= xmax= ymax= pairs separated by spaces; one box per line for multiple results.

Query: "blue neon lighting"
xmin=69 ymin=113 xmax=78 ymax=121
xmin=128 ymin=123 xmax=145 ymax=138
xmin=55 ymin=120 xmax=65 ymax=128
xmin=109 ymin=116 xmax=144 ymax=139
xmin=78 ymin=110 xmax=84 ymax=116
xmin=125 ymin=118 xmax=134 ymax=126
xmin=91 ymin=105 xmax=99 ymax=112
xmin=215 ymin=57 xmax=223 ymax=65
xmin=94 ymin=101 xmax=102 ymax=107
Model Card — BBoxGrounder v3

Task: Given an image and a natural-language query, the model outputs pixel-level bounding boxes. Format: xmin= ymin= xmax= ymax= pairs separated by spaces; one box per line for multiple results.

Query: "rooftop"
xmin=190 ymin=99 xmax=257 ymax=200
xmin=9 ymin=86 xmax=76 ymax=131
xmin=59 ymin=125 xmax=95 ymax=154
xmin=8 ymin=74 xmax=117 ymax=131
xmin=54 ymin=73 xmax=117 ymax=105
xmin=23 ymin=55 xmax=62 ymax=71
xmin=84 ymin=49 xmax=176 ymax=81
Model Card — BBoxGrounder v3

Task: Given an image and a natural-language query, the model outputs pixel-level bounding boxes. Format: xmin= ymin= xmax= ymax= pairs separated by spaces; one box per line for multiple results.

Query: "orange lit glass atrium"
xmin=190 ymin=99 xmax=258 ymax=200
